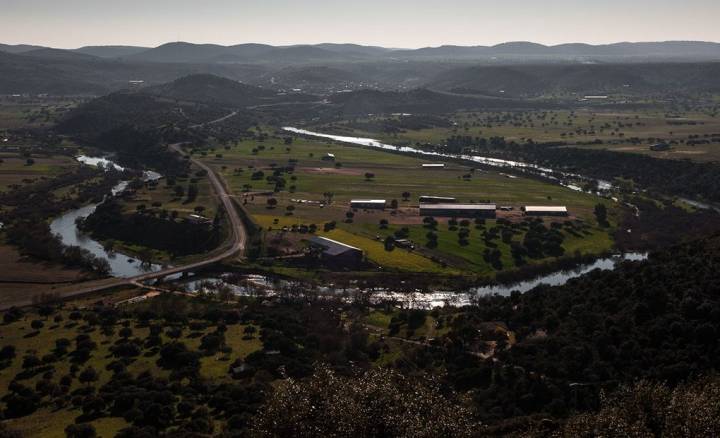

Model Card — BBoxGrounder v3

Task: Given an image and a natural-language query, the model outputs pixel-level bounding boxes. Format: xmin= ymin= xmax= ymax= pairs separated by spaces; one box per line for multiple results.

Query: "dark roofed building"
xmin=419 ymin=203 xmax=496 ymax=218
xmin=650 ymin=142 xmax=671 ymax=152
xmin=350 ymin=199 xmax=386 ymax=210
xmin=309 ymin=236 xmax=364 ymax=267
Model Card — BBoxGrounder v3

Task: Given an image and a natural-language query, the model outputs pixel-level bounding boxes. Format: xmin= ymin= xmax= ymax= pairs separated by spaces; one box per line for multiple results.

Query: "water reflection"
xmin=172 ymin=253 xmax=647 ymax=308
xmin=49 ymin=156 xmax=164 ymax=278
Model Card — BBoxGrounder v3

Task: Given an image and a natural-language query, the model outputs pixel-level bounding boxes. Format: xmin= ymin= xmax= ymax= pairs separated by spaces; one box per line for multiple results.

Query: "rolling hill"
xmin=267 ymin=65 xmax=361 ymax=89
xmin=0 ymin=49 xmax=272 ymax=95
xmin=143 ymin=74 xmax=281 ymax=107
xmin=426 ymin=63 xmax=720 ymax=97
xmin=125 ymin=42 xmax=359 ymax=64
xmin=391 ymin=41 xmax=720 ymax=61
xmin=0 ymin=43 xmax=48 ymax=54
xmin=72 ymin=45 xmax=151 ymax=58
xmin=2 ymin=40 xmax=720 ymax=96
xmin=324 ymin=88 xmax=550 ymax=117
xmin=0 ymin=50 xmax=108 ymax=95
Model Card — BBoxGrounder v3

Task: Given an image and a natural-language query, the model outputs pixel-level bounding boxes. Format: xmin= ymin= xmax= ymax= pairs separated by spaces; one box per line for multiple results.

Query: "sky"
xmin=2 ymin=0 xmax=720 ymax=49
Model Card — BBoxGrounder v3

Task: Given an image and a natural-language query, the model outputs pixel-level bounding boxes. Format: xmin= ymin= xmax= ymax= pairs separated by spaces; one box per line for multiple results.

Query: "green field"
xmin=197 ymin=134 xmax=616 ymax=276
xmin=0 ymin=98 xmax=81 ymax=130
xmin=0 ymin=153 xmax=78 ymax=191
xmin=318 ymin=109 xmax=720 ymax=163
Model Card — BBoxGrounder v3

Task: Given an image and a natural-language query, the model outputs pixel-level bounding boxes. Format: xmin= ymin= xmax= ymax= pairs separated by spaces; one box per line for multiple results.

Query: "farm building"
xmin=188 ymin=214 xmax=212 ymax=225
xmin=419 ymin=195 xmax=457 ymax=204
xmin=350 ymin=199 xmax=386 ymax=209
xmin=420 ymin=203 xmax=496 ymax=218
xmin=422 ymin=163 xmax=445 ymax=168
xmin=309 ymin=236 xmax=364 ymax=267
xmin=650 ymin=142 xmax=671 ymax=152
xmin=522 ymin=206 xmax=568 ymax=216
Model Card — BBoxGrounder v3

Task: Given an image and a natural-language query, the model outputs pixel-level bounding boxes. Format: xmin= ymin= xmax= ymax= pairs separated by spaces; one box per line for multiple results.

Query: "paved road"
xmin=1 ymin=142 xmax=247 ymax=310
xmin=190 ymin=111 xmax=238 ymax=128
xmin=132 ymin=143 xmax=247 ymax=281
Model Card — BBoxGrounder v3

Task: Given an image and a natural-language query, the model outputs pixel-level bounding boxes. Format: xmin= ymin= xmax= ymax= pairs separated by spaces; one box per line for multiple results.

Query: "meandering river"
xmin=175 ymin=252 xmax=646 ymax=308
xmin=49 ymin=156 xmax=163 ymax=277
xmin=54 ymin=153 xmax=647 ymax=303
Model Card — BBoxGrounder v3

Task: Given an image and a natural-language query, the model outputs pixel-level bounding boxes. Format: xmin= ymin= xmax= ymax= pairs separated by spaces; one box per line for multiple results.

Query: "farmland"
xmin=197 ymin=133 xmax=616 ymax=276
xmin=317 ymin=109 xmax=720 ymax=163
xmin=0 ymin=97 xmax=82 ymax=130
xmin=0 ymin=153 xmax=78 ymax=191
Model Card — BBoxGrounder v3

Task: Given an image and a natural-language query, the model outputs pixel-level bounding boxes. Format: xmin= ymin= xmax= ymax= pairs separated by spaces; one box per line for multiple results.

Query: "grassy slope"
xmin=1 ymin=303 xmax=262 ymax=436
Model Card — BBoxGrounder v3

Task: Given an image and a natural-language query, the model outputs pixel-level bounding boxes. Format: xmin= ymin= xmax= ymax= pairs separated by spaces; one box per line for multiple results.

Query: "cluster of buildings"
xmin=349 ymin=197 xmax=568 ymax=219
xmin=307 ymin=197 xmax=568 ymax=266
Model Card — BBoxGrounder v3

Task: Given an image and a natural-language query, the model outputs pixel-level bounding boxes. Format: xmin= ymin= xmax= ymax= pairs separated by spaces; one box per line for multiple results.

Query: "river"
xmin=49 ymin=156 xmax=164 ymax=278
xmin=173 ymin=252 xmax=646 ymax=308
xmin=57 ymin=153 xmax=647 ymax=304
xmin=282 ymin=127 xmax=609 ymax=192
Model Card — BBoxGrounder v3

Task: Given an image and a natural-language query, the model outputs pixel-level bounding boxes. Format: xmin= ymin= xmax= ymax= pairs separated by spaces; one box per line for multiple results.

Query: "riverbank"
xmin=162 ymin=251 xmax=647 ymax=308
xmin=50 ymin=179 xmax=164 ymax=278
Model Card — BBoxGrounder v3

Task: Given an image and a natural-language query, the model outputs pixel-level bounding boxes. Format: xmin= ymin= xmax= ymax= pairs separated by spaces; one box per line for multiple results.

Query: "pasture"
xmin=198 ymin=135 xmax=616 ymax=275
xmin=0 ymin=153 xmax=78 ymax=191
xmin=319 ymin=109 xmax=720 ymax=163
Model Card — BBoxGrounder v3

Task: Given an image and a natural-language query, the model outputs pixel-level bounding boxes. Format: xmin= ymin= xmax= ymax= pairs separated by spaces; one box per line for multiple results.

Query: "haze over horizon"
xmin=3 ymin=0 xmax=720 ymax=49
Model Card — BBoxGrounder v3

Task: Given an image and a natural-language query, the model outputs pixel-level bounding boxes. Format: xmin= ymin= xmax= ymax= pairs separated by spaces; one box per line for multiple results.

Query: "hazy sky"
xmin=2 ymin=0 xmax=719 ymax=48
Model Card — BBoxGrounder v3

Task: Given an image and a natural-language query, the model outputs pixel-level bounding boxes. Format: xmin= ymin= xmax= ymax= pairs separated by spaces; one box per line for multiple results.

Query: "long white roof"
xmin=524 ymin=206 xmax=568 ymax=212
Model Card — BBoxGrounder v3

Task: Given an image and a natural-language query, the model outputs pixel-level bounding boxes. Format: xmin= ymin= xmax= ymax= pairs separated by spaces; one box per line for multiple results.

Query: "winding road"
xmin=2 ymin=141 xmax=247 ymax=309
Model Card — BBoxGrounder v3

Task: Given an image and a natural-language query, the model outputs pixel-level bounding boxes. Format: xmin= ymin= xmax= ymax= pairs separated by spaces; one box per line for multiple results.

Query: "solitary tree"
xmin=78 ymin=366 xmax=98 ymax=386
xmin=594 ymin=203 xmax=609 ymax=227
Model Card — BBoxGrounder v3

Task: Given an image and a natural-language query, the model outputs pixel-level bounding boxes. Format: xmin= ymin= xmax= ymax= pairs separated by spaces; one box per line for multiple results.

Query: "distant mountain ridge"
xmin=395 ymin=41 xmax=720 ymax=59
xmin=2 ymin=40 xmax=720 ymax=96
xmin=0 ymin=43 xmax=47 ymax=54
xmin=123 ymin=42 xmax=365 ymax=64
xmin=426 ymin=63 xmax=720 ymax=97
xmin=2 ymin=40 xmax=720 ymax=63
xmin=112 ymin=40 xmax=720 ymax=63
xmin=73 ymin=45 xmax=151 ymax=58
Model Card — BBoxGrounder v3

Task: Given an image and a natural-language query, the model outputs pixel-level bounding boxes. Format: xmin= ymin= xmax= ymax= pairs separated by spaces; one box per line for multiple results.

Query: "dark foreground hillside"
xmin=1 ymin=236 xmax=720 ymax=436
